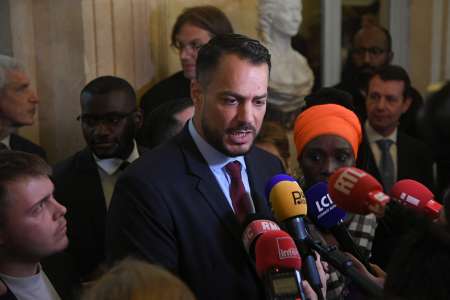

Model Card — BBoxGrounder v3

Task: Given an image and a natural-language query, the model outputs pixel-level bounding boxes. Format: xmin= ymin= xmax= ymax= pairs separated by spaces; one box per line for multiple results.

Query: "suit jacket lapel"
xmin=245 ymin=148 xmax=272 ymax=216
xmin=176 ymin=128 xmax=243 ymax=243
xmin=396 ymin=132 xmax=408 ymax=180
xmin=75 ymin=149 xmax=107 ymax=238
xmin=358 ymin=133 xmax=382 ymax=181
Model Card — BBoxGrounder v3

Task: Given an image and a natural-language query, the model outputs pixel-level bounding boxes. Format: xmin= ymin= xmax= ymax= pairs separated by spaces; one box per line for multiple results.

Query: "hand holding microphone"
xmin=305 ymin=181 xmax=376 ymax=275
xmin=266 ymin=174 xmax=324 ymax=299
xmin=328 ymin=167 xmax=442 ymax=220
xmin=389 ymin=179 xmax=442 ymax=220
xmin=328 ymin=167 xmax=390 ymax=217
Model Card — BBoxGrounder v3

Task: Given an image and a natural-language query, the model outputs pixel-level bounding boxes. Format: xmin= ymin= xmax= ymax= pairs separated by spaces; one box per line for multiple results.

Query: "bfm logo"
xmin=315 ymin=193 xmax=334 ymax=213
xmin=334 ymin=168 xmax=366 ymax=195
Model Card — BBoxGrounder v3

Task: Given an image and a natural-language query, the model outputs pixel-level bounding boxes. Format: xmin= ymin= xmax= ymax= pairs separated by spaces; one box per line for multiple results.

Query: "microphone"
xmin=390 ymin=179 xmax=442 ymax=219
xmin=328 ymin=167 xmax=390 ymax=215
xmin=266 ymin=174 xmax=323 ymax=299
xmin=305 ymin=238 xmax=384 ymax=298
xmin=242 ymin=214 xmax=281 ymax=259
xmin=255 ymin=230 xmax=306 ymax=300
xmin=305 ymin=181 xmax=375 ymax=274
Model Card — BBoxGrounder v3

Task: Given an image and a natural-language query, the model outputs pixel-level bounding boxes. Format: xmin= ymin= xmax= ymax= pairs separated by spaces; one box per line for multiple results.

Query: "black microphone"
xmin=266 ymin=174 xmax=324 ymax=300
xmin=305 ymin=181 xmax=376 ymax=275
xmin=306 ymin=238 xmax=383 ymax=298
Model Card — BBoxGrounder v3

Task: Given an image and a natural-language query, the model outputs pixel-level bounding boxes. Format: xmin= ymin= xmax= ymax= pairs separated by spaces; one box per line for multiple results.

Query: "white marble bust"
xmin=258 ymin=0 xmax=314 ymax=114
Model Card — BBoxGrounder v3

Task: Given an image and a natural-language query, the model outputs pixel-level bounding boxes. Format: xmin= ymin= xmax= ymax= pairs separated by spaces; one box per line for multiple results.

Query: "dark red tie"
xmin=225 ymin=161 xmax=248 ymax=222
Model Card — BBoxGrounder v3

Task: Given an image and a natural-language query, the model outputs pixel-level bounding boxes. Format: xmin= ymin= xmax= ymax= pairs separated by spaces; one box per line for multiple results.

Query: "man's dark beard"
xmin=201 ymin=119 xmax=256 ymax=157
xmin=355 ymin=64 xmax=376 ymax=89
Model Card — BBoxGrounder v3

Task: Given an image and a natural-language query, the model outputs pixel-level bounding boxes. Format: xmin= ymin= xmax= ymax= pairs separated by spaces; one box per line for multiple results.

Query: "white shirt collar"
xmin=365 ymin=120 xmax=397 ymax=144
xmin=188 ymin=120 xmax=247 ymax=172
xmin=94 ymin=140 xmax=139 ymax=175
xmin=0 ymin=135 xmax=11 ymax=149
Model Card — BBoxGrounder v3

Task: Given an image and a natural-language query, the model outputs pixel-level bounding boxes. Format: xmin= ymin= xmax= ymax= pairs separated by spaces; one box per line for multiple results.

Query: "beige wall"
xmin=7 ymin=0 xmax=259 ymax=163
xmin=7 ymin=0 xmax=157 ymax=162
xmin=150 ymin=0 xmax=258 ymax=87
xmin=409 ymin=0 xmax=450 ymax=95
xmin=5 ymin=0 xmax=450 ymax=162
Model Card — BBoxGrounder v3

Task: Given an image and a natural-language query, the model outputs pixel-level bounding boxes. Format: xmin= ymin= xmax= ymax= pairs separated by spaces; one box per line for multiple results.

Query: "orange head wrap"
xmin=293 ymin=104 xmax=362 ymax=159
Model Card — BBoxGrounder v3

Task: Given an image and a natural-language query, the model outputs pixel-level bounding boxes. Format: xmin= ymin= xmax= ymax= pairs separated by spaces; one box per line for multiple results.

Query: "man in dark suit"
xmin=356 ymin=65 xmax=434 ymax=269
xmin=107 ymin=34 xmax=285 ymax=300
xmin=0 ymin=55 xmax=46 ymax=159
xmin=48 ymin=76 xmax=144 ymax=298
xmin=335 ymin=26 xmax=422 ymax=138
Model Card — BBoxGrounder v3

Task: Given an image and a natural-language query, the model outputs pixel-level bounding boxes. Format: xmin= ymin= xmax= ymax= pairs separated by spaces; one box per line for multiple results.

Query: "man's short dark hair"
xmin=80 ymin=76 xmax=136 ymax=102
xmin=0 ymin=150 xmax=51 ymax=227
xmin=171 ymin=5 xmax=234 ymax=47
xmin=196 ymin=33 xmax=271 ymax=87
xmin=303 ymin=87 xmax=355 ymax=111
xmin=369 ymin=65 xmax=411 ymax=98
xmin=138 ymin=97 xmax=193 ymax=148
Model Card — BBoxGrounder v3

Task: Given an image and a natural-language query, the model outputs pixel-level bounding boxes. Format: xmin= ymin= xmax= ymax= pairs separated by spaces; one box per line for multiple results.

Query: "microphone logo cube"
xmin=292 ymin=191 xmax=305 ymax=206
xmin=276 ymin=236 xmax=300 ymax=260
xmin=333 ymin=167 xmax=366 ymax=195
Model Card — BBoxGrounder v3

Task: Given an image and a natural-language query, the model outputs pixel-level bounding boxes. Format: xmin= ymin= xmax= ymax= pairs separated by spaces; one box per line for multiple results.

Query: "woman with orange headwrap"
xmin=294 ymin=103 xmax=362 ymax=190
xmin=293 ymin=104 xmax=379 ymax=299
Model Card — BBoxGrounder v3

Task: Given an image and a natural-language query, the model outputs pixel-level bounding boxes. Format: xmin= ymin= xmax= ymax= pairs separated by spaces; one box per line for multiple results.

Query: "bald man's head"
xmin=351 ymin=26 xmax=393 ymax=79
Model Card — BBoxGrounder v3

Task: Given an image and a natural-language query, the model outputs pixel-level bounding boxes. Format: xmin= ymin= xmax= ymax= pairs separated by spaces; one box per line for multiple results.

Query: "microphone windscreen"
xmin=390 ymin=179 xmax=442 ymax=219
xmin=328 ymin=167 xmax=389 ymax=214
xmin=242 ymin=215 xmax=280 ymax=254
xmin=255 ymin=230 xmax=301 ymax=277
xmin=265 ymin=174 xmax=297 ymax=201
xmin=267 ymin=177 xmax=307 ymax=221
xmin=305 ymin=181 xmax=347 ymax=230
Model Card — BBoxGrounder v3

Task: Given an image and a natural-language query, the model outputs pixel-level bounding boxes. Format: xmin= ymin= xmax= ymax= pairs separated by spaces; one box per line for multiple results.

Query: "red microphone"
xmin=389 ymin=179 xmax=442 ymax=219
xmin=255 ymin=230 xmax=306 ymax=300
xmin=242 ymin=216 xmax=280 ymax=257
xmin=328 ymin=167 xmax=390 ymax=214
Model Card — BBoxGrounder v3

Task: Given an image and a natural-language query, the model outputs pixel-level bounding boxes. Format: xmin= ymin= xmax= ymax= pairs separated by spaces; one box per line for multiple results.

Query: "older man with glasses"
xmin=43 ymin=76 xmax=146 ymax=299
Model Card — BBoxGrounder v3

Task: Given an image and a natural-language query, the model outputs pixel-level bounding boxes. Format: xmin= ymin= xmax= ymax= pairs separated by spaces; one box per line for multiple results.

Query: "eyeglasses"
xmin=352 ymin=47 xmax=387 ymax=56
xmin=172 ymin=41 xmax=204 ymax=53
xmin=76 ymin=111 xmax=136 ymax=127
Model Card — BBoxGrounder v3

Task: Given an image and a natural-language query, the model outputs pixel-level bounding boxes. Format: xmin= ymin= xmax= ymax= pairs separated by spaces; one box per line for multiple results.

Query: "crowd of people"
xmin=1 ymin=4 xmax=450 ymax=300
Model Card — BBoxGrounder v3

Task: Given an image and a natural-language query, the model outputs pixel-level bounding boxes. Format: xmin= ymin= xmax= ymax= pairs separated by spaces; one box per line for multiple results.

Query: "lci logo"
xmin=315 ymin=193 xmax=334 ymax=213
xmin=276 ymin=237 xmax=299 ymax=260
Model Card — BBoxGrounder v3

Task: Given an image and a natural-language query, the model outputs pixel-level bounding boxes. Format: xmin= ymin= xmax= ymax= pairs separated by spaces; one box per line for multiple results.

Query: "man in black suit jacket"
xmin=356 ymin=65 xmax=434 ymax=269
xmin=335 ymin=26 xmax=422 ymax=138
xmin=0 ymin=55 xmax=46 ymax=159
xmin=47 ymin=76 xmax=144 ymax=298
xmin=107 ymin=34 xmax=285 ymax=300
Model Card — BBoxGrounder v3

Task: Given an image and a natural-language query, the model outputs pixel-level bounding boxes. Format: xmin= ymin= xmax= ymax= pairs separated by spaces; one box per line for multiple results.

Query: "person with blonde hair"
xmin=255 ymin=121 xmax=291 ymax=173
xmin=82 ymin=258 xmax=195 ymax=300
